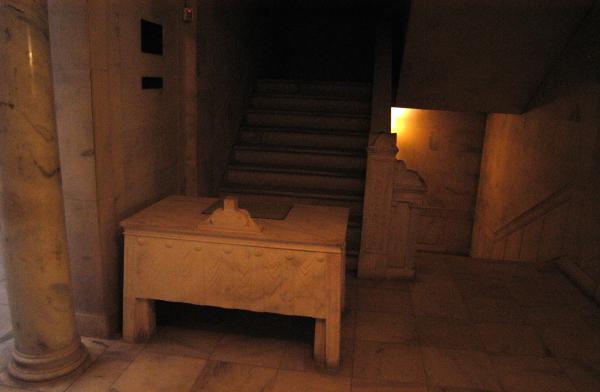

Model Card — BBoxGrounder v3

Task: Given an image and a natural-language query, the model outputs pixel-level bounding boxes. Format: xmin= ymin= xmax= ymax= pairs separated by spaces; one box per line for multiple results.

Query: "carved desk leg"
xmin=325 ymin=254 xmax=342 ymax=368
xmin=341 ymin=246 xmax=346 ymax=312
xmin=314 ymin=319 xmax=326 ymax=363
xmin=314 ymin=253 xmax=343 ymax=368
xmin=123 ymin=237 xmax=156 ymax=343
xmin=123 ymin=298 xmax=156 ymax=343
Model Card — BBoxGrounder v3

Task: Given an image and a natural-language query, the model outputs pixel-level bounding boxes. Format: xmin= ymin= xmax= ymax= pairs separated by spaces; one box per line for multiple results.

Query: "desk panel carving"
xmin=121 ymin=196 xmax=348 ymax=368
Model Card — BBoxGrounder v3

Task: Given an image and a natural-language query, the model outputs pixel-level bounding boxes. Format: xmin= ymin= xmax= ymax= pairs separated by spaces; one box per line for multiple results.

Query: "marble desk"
xmin=120 ymin=196 xmax=348 ymax=368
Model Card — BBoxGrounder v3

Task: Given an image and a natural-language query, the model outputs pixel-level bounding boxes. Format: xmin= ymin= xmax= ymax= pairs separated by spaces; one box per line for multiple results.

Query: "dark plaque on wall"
xmin=141 ymin=19 xmax=163 ymax=55
xmin=141 ymin=77 xmax=163 ymax=89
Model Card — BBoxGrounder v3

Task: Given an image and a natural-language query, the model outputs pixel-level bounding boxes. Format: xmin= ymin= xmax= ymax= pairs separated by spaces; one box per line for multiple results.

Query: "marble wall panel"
xmin=196 ymin=0 xmax=264 ymax=195
xmin=503 ymin=230 xmax=523 ymax=261
xmin=472 ymin=5 xmax=600 ymax=302
xmin=49 ymin=0 xmax=187 ymax=337
xmin=395 ymin=109 xmax=486 ymax=255
xmin=49 ymin=0 xmax=110 ymax=337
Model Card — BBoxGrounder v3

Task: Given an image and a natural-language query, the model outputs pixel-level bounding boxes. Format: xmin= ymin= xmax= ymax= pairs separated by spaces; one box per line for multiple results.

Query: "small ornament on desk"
xmin=199 ymin=196 xmax=263 ymax=233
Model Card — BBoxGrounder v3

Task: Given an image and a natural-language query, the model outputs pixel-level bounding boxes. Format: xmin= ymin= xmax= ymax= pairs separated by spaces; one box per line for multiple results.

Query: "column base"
xmin=8 ymin=338 xmax=89 ymax=382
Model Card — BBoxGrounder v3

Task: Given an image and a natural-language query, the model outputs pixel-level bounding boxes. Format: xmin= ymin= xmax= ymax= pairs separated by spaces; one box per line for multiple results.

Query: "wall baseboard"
xmin=416 ymin=207 xmax=474 ymax=255
xmin=75 ymin=312 xmax=119 ymax=339
xmin=555 ymin=257 xmax=600 ymax=305
xmin=472 ymin=185 xmax=573 ymax=263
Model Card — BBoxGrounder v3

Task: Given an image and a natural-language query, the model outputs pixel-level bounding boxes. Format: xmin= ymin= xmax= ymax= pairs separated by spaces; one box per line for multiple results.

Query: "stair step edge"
xmin=252 ymin=93 xmax=373 ymax=104
xmin=221 ymin=184 xmax=363 ymax=200
xmin=228 ymin=163 xmax=365 ymax=178
xmin=247 ymin=109 xmax=371 ymax=119
xmin=234 ymin=144 xmax=366 ymax=156
xmin=240 ymin=125 xmax=370 ymax=137
xmin=257 ymin=79 xmax=372 ymax=87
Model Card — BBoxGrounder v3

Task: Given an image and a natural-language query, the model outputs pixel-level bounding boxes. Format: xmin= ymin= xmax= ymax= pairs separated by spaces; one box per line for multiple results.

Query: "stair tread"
xmin=240 ymin=125 xmax=370 ymax=137
xmin=228 ymin=162 xmax=365 ymax=178
xmin=228 ymin=79 xmax=369 ymax=263
xmin=221 ymin=183 xmax=364 ymax=201
xmin=253 ymin=93 xmax=372 ymax=104
xmin=247 ymin=108 xmax=371 ymax=120
xmin=234 ymin=144 xmax=366 ymax=157
xmin=258 ymin=78 xmax=372 ymax=86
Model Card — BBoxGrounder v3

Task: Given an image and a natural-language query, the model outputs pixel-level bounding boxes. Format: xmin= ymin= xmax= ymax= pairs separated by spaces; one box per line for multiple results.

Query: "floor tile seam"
xmin=413 ymin=314 xmax=475 ymax=324
xmin=483 ymin=351 xmax=572 ymax=375
xmin=425 ymin=353 xmax=504 ymax=392
xmin=143 ymin=347 xmax=211 ymax=360
xmin=532 ymin=331 xmax=574 ymax=359
xmin=261 ymin=367 xmax=281 ymax=391
xmin=203 ymin=356 xmax=352 ymax=381
xmin=454 ymin=343 xmax=549 ymax=357
xmin=349 ymin=379 xmax=428 ymax=392
xmin=472 ymin=320 xmax=546 ymax=330
xmin=150 ymin=334 xmax=217 ymax=359
xmin=204 ymin=356 xmax=282 ymax=372
xmin=187 ymin=359 xmax=215 ymax=392
xmin=445 ymin=275 xmax=478 ymax=318
xmin=353 ymin=335 xmax=419 ymax=345
xmin=29 ymin=355 xmax=97 ymax=392
xmin=355 ymin=308 xmax=416 ymax=316
xmin=462 ymin=295 xmax=524 ymax=306
xmin=470 ymin=318 xmax=533 ymax=326
xmin=354 ymin=338 xmax=421 ymax=347
xmin=553 ymin=357 xmax=592 ymax=392
xmin=5 ymin=386 xmax=32 ymax=392
xmin=204 ymin=333 xmax=227 ymax=360
xmin=418 ymin=344 xmax=510 ymax=357
xmin=208 ymin=357 xmax=289 ymax=373
xmin=410 ymin=332 xmax=430 ymax=391
xmin=413 ymin=314 xmax=477 ymax=325
xmin=461 ymin=294 xmax=520 ymax=304
xmin=409 ymin=295 xmax=474 ymax=322
xmin=0 ymin=331 xmax=14 ymax=344
xmin=473 ymin=321 xmax=550 ymax=354
xmin=527 ymin=346 xmax=600 ymax=365
xmin=354 ymin=309 xmax=417 ymax=318
xmin=420 ymin=347 xmax=506 ymax=392
xmin=118 ymin=350 xmax=209 ymax=392
xmin=356 ymin=286 xmax=412 ymax=293
xmin=58 ymin=340 xmax=113 ymax=392
xmin=101 ymin=343 xmax=151 ymax=392
xmin=349 ymin=323 xmax=356 ymax=380
xmin=491 ymin=365 xmax=577 ymax=392
xmin=348 ymin=310 xmax=358 ymax=343
xmin=181 ymin=359 xmax=211 ymax=392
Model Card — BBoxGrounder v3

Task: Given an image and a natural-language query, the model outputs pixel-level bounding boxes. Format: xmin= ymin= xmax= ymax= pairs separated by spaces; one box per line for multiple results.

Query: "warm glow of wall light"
xmin=391 ymin=107 xmax=409 ymax=135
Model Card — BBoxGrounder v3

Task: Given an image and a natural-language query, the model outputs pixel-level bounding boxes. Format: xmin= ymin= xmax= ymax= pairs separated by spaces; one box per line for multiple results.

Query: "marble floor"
xmin=0 ymin=253 xmax=599 ymax=391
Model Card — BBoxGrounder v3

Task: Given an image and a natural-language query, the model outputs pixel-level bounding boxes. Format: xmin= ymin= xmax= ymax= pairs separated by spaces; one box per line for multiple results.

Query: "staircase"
xmin=220 ymin=79 xmax=372 ymax=270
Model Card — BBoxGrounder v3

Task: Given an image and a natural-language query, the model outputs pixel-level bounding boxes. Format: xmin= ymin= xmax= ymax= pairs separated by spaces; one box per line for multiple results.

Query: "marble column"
xmin=0 ymin=0 xmax=88 ymax=381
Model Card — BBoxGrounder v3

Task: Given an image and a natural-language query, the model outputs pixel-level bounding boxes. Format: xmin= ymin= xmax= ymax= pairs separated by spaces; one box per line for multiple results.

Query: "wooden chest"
xmin=120 ymin=196 xmax=348 ymax=367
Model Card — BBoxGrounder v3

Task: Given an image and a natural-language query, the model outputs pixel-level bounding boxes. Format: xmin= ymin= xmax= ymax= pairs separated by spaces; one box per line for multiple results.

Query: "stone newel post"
xmin=357 ymin=10 xmax=427 ymax=278
xmin=0 ymin=1 xmax=88 ymax=381
xmin=358 ymin=133 xmax=427 ymax=279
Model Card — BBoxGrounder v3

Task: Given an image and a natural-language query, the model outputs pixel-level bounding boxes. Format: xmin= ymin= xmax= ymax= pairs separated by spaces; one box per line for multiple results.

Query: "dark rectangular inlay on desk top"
xmin=202 ymin=199 xmax=292 ymax=220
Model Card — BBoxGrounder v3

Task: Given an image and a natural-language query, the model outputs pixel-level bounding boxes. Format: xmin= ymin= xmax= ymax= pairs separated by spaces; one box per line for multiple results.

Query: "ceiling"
xmin=394 ymin=0 xmax=594 ymax=113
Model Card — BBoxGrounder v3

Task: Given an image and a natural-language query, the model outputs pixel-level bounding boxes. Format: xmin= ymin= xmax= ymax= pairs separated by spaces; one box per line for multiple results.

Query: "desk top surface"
xmin=120 ymin=196 xmax=349 ymax=249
